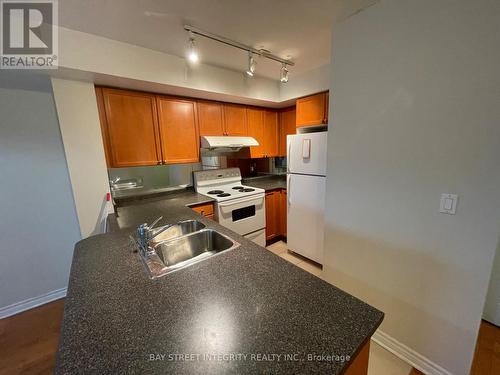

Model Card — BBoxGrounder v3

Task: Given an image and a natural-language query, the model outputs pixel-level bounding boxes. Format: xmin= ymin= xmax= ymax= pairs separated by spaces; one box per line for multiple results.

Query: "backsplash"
xmin=108 ymin=157 xmax=286 ymax=199
xmin=108 ymin=163 xmax=202 ymax=195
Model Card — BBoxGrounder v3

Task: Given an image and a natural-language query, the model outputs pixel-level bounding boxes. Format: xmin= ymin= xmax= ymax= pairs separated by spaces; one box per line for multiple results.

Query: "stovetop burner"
xmin=207 ymin=190 xmax=224 ymax=195
xmin=232 ymin=186 xmax=244 ymax=190
xmin=217 ymin=193 xmax=231 ymax=197
xmin=239 ymin=188 xmax=255 ymax=192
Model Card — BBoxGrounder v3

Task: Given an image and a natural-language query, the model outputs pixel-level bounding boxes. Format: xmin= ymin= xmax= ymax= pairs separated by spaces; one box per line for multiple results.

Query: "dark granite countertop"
xmin=243 ymin=175 xmax=287 ymax=191
xmin=56 ymin=191 xmax=383 ymax=375
xmin=112 ymin=188 xmax=214 ymax=208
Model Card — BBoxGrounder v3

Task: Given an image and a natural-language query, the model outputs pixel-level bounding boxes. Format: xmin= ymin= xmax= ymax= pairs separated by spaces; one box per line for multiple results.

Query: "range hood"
xmin=200 ymin=136 xmax=259 ymax=154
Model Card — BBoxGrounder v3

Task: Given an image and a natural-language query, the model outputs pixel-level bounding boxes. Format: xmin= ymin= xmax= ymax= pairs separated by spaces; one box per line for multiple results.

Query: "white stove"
xmin=194 ymin=168 xmax=266 ymax=246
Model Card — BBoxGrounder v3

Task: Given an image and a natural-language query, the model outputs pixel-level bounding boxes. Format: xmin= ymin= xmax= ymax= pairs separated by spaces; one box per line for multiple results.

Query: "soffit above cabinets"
xmin=59 ymin=0 xmax=340 ymax=80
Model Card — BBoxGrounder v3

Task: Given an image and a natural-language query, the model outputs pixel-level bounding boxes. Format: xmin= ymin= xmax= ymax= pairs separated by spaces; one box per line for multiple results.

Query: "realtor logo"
xmin=1 ymin=0 xmax=58 ymax=69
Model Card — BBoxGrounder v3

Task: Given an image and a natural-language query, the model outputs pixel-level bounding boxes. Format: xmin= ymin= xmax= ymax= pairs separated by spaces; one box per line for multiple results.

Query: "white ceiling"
xmin=59 ymin=0 xmax=342 ymax=81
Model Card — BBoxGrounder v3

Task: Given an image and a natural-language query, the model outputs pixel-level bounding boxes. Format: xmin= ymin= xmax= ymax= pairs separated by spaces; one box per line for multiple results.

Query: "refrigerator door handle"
xmin=287 ymin=175 xmax=292 ymax=206
xmin=302 ymin=139 xmax=311 ymax=159
xmin=288 ymin=141 xmax=292 ymax=172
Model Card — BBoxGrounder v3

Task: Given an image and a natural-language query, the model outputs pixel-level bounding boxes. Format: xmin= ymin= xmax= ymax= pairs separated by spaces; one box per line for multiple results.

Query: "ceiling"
xmin=59 ymin=0 xmax=342 ymax=81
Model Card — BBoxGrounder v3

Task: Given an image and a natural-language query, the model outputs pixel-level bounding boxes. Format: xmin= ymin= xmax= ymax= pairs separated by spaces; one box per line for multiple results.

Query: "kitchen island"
xmin=56 ymin=190 xmax=383 ymax=374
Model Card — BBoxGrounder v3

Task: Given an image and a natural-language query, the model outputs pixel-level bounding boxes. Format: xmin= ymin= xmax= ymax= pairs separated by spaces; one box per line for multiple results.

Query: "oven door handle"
xmin=217 ymin=194 xmax=265 ymax=207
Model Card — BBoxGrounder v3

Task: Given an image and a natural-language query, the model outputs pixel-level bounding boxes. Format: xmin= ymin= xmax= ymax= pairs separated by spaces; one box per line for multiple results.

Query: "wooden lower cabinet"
xmin=265 ymin=191 xmax=280 ymax=240
xmin=190 ymin=202 xmax=214 ymax=217
xmin=266 ymin=188 xmax=287 ymax=241
xmin=344 ymin=339 xmax=370 ymax=375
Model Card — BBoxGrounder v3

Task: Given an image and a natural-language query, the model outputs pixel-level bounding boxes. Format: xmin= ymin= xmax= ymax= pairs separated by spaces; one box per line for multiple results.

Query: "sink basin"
xmin=149 ymin=220 xmax=206 ymax=246
xmin=140 ymin=228 xmax=239 ymax=278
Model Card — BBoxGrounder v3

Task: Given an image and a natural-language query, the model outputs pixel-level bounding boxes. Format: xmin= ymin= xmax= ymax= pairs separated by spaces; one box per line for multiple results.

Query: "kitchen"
xmin=1 ymin=1 xmax=499 ymax=375
xmin=99 ymin=86 xmax=328 ymax=261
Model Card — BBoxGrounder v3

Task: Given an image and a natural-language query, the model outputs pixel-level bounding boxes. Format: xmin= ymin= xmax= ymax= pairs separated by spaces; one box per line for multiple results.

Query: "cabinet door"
xmin=264 ymin=110 xmax=279 ymax=157
xmin=296 ymin=92 xmax=328 ymax=127
xmin=95 ymin=87 xmax=112 ymax=167
xmin=223 ymin=104 xmax=248 ymax=136
xmin=102 ymin=88 xmax=161 ymax=167
xmin=279 ymin=107 xmax=296 ymax=157
xmin=197 ymin=101 xmax=224 ymax=136
xmin=279 ymin=189 xmax=287 ymax=236
xmin=265 ymin=191 xmax=279 ymax=240
xmin=156 ymin=96 xmax=199 ymax=164
xmin=247 ymin=108 xmax=266 ymax=158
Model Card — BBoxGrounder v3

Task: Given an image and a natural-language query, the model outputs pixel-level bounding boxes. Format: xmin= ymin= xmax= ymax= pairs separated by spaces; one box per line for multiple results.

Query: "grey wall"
xmin=323 ymin=1 xmax=500 ymax=374
xmin=0 ymin=72 xmax=81 ymax=312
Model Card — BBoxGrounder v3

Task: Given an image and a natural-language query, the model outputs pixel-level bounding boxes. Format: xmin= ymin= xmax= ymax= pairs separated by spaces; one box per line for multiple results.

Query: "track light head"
xmin=246 ymin=52 xmax=256 ymax=77
xmin=280 ymin=63 xmax=289 ymax=83
xmin=187 ymin=33 xmax=199 ymax=63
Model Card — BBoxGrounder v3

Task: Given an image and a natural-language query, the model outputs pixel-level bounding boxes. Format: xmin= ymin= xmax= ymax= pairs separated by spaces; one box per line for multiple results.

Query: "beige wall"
xmin=55 ymin=27 xmax=281 ymax=104
xmin=279 ymin=63 xmax=330 ymax=102
xmin=51 ymin=78 xmax=110 ymax=238
xmin=323 ymin=1 xmax=500 ymax=374
xmin=51 ymin=27 xmax=333 ymax=106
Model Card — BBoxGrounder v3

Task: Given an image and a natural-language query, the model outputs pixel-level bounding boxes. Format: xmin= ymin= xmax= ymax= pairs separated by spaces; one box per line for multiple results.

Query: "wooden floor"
xmin=470 ymin=320 xmax=500 ymax=375
xmin=0 ymin=298 xmax=498 ymax=375
xmin=0 ymin=299 xmax=64 ymax=375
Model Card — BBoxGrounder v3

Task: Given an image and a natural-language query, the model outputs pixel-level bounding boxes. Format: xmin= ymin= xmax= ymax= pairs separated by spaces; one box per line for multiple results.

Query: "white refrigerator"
xmin=286 ymin=131 xmax=327 ymax=264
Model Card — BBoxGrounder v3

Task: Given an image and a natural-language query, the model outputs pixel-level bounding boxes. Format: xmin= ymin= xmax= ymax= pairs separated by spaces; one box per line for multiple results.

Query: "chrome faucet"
xmin=136 ymin=216 xmax=175 ymax=255
xmin=110 ymin=177 xmax=121 ymax=186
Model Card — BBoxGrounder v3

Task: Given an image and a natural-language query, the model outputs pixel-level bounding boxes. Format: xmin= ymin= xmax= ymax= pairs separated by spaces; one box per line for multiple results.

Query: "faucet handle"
xmin=148 ymin=216 xmax=163 ymax=230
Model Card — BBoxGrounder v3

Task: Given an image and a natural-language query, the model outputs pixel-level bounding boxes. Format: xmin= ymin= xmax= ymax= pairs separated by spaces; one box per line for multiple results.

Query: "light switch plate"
xmin=440 ymin=193 xmax=458 ymax=215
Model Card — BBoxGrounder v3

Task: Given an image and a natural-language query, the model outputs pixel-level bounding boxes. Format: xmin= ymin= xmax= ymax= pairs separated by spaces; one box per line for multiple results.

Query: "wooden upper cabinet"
xmin=197 ymin=101 xmax=224 ymax=136
xmin=247 ymin=108 xmax=266 ymax=158
xmin=279 ymin=106 xmax=296 ymax=157
xmin=95 ymin=87 xmax=112 ymax=167
xmin=296 ymin=92 xmax=329 ymax=127
xmin=101 ymin=88 xmax=161 ymax=167
xmin=156 ymin=96 xmax=199 ymax=164
xmin=264 ymin=110 xmax=279 ymax=157
xmin=223 ymin=104 xmax=248 ymax=136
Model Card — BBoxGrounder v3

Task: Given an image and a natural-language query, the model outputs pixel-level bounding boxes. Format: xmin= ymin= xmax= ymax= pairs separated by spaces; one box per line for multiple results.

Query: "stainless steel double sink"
xmin=136 ymin=220 xmax=239 ymax=279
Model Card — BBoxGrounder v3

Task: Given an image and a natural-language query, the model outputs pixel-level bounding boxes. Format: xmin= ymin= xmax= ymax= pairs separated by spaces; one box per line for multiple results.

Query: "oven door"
xmin=215 ymin=194 xmax=265 ymax=236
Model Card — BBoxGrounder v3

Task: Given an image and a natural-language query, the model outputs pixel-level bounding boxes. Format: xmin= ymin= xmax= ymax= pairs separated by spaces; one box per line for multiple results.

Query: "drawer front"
xmin=191 ymin=203 xmax=214 ymax=217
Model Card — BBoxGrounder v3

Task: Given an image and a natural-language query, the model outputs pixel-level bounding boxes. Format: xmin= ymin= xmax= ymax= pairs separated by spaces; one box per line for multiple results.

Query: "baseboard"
xmin=0 ymin=287 xmax=67 ymax=319
xmin=372 ymin=329 xmax=453 ymax=375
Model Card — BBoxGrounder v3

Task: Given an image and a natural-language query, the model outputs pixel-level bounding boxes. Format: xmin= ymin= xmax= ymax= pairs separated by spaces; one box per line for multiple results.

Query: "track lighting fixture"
xmin=187 ymin=32 xmax=199 ymax=63
xmin=246 ymin=52 xmax=256 ymax=77
xmin=280 ymin=63 xmax=289 ymax=83
xmin=184 ymin=25 xmax=294 ymax=81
